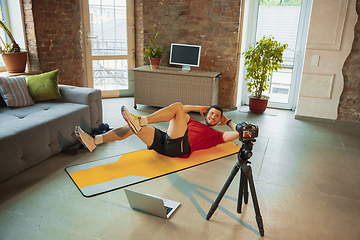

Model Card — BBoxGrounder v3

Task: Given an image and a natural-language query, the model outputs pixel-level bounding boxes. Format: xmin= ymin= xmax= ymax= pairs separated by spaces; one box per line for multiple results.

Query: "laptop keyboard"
xmin=165 ymin=206 xmax=173 ymax=215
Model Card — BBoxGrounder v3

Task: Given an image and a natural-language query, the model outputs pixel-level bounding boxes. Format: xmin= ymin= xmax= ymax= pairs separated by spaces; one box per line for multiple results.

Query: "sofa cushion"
xmin=0 ymin=101 xmax=92 ymax=182
xmin=26 ymin=69 xmax=62 ymax=102
xmin=0 ymin=76 xmax=34 ymax=107
xmin=0 ymin=85 xmax=102 ymax=183
xmin=0 ymin=102 xmax=92 ymax=137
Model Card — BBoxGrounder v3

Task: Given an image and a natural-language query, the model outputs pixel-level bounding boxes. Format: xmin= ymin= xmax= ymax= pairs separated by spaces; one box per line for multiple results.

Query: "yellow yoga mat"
xmin=66 ymin=142 xmax=240 ymax=197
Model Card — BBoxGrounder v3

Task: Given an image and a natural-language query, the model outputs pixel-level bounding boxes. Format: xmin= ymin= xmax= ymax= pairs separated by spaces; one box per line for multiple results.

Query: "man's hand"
xmin=218 ymin=115 xmax=229 ymax=126
xmin=199 ymin=106 xmax=209 ymax=116
xmin=183 ymin=105 xmax=209 ymax=115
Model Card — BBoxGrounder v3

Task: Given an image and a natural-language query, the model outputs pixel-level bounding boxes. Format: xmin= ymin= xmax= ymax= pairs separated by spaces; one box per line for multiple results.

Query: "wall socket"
xmin=311 ymin=55 xmax=320 ymax=66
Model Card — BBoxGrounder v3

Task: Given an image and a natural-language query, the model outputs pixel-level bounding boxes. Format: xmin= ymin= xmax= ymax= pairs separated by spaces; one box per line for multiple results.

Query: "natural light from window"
xmin=0 ymin=0 xmax=7 ymax=68
xmin=88 ymin=0 xmax=129 ymax=91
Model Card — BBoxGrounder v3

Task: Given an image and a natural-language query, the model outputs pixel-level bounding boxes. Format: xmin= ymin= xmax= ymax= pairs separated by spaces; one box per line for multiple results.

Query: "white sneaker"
xmin=74 ymin=126 xmax=97 ymax=152
xmin=121 ymin=106 xmax=143 ymax=133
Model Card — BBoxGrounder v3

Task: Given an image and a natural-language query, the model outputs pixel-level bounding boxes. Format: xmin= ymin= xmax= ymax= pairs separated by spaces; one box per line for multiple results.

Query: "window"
xmin=0 ymin=0 xmax=26 ymax=71
xmin=83 ymin=0 xmax=135 ymax=97
xmin=0 ymin=0 xmax=10 ymax=69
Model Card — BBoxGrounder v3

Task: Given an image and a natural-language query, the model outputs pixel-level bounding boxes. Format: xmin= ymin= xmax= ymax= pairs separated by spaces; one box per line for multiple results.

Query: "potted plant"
xmin=243 ymin=36 xmax=288 ymax=113
xmin=144 ymin=33 xmax=165 ymax=69
xmin=0 ymin=20 xmax=27 ymax=73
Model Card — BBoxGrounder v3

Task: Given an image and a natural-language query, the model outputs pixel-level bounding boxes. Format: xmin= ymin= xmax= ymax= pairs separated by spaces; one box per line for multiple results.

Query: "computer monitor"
xmin=169 ymin=43 xmax=201 ymax=72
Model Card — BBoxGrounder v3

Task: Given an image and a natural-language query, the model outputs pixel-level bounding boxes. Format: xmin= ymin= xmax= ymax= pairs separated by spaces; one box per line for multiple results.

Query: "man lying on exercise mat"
xmin=75 ymin=102 xmax=240 ymax=158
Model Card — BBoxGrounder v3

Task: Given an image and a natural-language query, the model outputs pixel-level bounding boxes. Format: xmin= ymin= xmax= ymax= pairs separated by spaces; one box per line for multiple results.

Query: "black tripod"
xmin=206 ymin=141 xmax=265 ymax=237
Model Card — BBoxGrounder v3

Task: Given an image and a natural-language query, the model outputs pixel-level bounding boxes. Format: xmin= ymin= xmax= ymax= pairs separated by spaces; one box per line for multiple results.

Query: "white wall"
xmin=295 ymin=0 xmax=357 ymax=120
xmin=236 ymin=0 xmax=258 ymax=109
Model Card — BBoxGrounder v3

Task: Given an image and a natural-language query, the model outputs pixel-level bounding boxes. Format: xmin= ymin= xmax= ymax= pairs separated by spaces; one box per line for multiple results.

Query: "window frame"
xmin=0 ymin=0 xmax=10 ymax=71
xmin=81 ymin=0 xmax=135 ymax=97
xmin=0 ymin=0 xmax=27 ymax=73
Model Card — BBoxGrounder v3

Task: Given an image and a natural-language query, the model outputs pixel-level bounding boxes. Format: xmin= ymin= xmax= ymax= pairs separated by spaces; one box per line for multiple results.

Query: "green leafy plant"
xmin=0 ymin=19 xmax=20 ymax=54
xmin=144 ymin=33 xmax=165 ymax=59
xmin=243 ymin=36 xmax=288 ymax=99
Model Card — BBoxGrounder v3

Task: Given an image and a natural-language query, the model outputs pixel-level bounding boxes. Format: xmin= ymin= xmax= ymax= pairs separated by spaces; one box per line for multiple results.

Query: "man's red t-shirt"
xmin=180 ymin=118 xmax=225 ymax=158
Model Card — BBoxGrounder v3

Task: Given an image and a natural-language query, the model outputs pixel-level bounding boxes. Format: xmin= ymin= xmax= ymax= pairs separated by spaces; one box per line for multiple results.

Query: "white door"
xmin=82 ymin=0 xmax=135 ymax=98
xmin=241 ymin=0 xmax=312 ymax=110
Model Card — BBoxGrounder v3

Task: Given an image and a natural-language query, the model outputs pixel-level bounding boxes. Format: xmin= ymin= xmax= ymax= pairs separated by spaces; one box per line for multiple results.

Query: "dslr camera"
xmin=236 ymin=122 xmax=259 ymax=143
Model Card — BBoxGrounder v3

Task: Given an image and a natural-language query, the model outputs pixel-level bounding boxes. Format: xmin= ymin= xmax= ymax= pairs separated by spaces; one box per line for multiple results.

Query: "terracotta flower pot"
xmin=249 ymin=95 xmax=269 ymax=113
xmin=2 ymin=51 xmax=28 ymax=73
xmin=149 ymin=58 xmax=161 ymax=69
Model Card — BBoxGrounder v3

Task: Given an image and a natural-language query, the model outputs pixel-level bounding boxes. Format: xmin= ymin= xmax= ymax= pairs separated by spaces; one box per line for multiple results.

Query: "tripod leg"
xmin=206 ymin=163 xmax=240 ymax=220
xmin=247 ymin=167 xmax=265 ymax=237
xmin=237 ymin=168 xmax=246 ymax=213
xmin=243 ymin=169 xmax=249 ymax=204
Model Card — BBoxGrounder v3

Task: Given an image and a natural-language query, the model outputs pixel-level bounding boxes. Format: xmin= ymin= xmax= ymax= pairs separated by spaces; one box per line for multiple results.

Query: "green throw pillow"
xmin=26 ymin=69 xmax=62 ymax=102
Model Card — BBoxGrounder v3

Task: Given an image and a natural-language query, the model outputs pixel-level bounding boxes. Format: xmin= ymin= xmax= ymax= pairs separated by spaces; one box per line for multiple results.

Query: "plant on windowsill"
xmin=243 ymin=35 xmax=288 ymax=113
xmin=0 ymin=20 xmax=27 ymax=73
xmin=144 ymin=33 xmax=165 ymax=69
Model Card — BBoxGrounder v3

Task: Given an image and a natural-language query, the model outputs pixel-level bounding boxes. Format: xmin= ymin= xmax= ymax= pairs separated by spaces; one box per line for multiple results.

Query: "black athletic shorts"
xmin=148 ymin=128 xmax=191 ymax=157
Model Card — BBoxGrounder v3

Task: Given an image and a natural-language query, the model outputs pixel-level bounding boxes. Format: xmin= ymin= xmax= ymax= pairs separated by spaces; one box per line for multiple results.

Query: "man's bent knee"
xmin=170 ymin=102 xmax=184 ymax=111
xmin=171 ymin=102 xmax=186 ymax=117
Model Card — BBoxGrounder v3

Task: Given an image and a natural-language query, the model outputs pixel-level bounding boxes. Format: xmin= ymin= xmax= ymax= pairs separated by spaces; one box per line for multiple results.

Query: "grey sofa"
xmin=0 ymin=85 xmax=102 ymax=183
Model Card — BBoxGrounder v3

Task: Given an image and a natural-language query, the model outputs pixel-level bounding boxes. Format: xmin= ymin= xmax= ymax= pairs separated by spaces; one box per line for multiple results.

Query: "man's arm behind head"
xmin=183 ymin=105 xmax=209 ymax=116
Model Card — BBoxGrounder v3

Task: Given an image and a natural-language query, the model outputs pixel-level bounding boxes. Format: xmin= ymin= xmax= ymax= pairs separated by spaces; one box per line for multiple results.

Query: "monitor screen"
xmin=169 ymin=43 xmax=201 ymax=72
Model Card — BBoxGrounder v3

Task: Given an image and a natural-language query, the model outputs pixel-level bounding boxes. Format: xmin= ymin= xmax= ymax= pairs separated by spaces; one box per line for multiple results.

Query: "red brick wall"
xmin=137 ymin=0 xmax=241 ymax=108
xmin=22 ymin=0 xmax=40 ymax=71
xmin=135 ymin=0 xmax=145 ymax=67
xmin=22 ymin=0 xmax=85 ymax=87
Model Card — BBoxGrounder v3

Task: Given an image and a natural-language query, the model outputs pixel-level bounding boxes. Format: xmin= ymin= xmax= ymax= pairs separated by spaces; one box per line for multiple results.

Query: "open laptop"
xmin=124 ymin=189 xmax=180 ymax=219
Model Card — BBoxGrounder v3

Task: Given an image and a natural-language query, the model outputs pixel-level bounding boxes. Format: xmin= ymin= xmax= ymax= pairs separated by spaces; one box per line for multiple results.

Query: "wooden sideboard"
xmin=132 ymin=66 xmax=221 ymax=108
